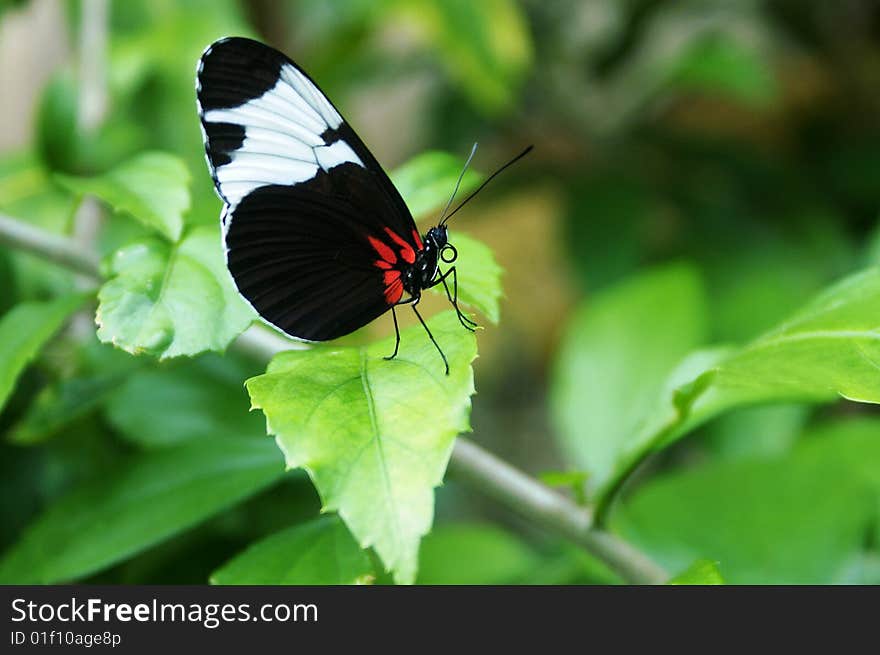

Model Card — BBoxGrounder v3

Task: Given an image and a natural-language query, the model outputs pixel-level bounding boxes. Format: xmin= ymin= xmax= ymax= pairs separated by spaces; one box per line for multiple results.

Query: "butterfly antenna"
xmin=438 ymin=142 xmax=479 ymax=224
xmin=441 ymin=145 xmax=533 ymax=226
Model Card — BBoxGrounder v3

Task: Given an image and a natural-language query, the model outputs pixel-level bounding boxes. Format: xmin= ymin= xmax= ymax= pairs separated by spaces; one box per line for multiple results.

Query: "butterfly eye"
xmin=440 ymin=244 xmax=458 ymax=264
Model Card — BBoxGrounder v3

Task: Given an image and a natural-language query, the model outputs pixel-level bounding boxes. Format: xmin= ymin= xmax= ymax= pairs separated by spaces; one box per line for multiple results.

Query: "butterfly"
xmin=196 ymin=37 xmax=528 ymax=374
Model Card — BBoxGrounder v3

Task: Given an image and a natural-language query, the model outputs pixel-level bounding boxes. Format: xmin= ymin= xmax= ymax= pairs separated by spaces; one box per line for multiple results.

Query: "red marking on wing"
xmin=384 ymin=227 xmax=416 ymax=264
xmin=383 ymin=270 xmax=403 ymax=304
xmin=385 ymin=283 xmax=403 ymax=304
xmin=368 ymin=236 xmax=396 ymax=265
xmin=412 ymin=229 xmax=424 ymax=249
xmin=383 ymin=270 xmax=403 ymax=303
xmin=374 ymin=259 xmax=392 ymax=270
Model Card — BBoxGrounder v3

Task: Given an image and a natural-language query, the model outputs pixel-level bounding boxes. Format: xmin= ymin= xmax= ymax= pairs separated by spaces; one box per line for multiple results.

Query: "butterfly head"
xmin=427 ymin=225 xmax=458 ymax=265
xmin=426 ymin=225 xmax=448 ymax=250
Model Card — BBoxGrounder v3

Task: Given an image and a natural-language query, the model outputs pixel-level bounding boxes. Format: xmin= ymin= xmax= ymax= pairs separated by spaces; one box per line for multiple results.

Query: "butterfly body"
xmin=402 ymin=226 xmax=447 ymax=296
xmin=196 ymin=37 xmax=473 ymax=372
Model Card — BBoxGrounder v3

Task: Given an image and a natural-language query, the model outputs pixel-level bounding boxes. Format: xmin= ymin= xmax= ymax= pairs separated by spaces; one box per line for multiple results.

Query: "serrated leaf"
xmin=96 ymin=225 xmax=255 ymax=359
xmin=0 ymin=438 xmax=284 ymax=584
xmin=246 ymin=311 xmax=477 ymax=584
xmin=391 ymin=150 xmax=483 ymax=220
xmin=0 ymin=295 xmax=89 ymax=413
xmin=56 ymin=152 xmax=190 ymax=242
xmin=211 ymin=516 xmax=374 ymax=585
xmin=667 ymin=559 xmax=724 ymax=585
xmin=440 ymin=231 xmax=503 ymax=324
xmin=550 ymin=265 xmax=707 ymax=491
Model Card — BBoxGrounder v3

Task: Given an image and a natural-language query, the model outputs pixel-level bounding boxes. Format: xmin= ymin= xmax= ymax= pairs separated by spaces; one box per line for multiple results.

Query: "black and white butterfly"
xmin=196 ymin=37 xmax=526 ymax=373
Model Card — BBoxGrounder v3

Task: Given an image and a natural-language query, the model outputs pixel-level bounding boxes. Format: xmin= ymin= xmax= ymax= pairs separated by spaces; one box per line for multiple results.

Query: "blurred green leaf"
xmin=96 ymin=226 xmax=255 ymax=359
xmin=563 ymin=173 xmax=656 ymax=291
xmin=0 ymin=295 xmax=88 ymax=413
xmin=0 ymin=152 xmax=81 ymax=299
xmin=601 ymin=267 xmax=880 ymax=504
xmin=35 ymin=70 xmax=146 ymax=174
xmin=246 ymin=311 xmax=477 ymax=584
xmin=211 ymin=516 xmax=373 ymax=585
xmin=0 ymin=438 xmax=284 ymax=584
xmin=417 ymin=523 xmax=538 ymax=584
xmin=391 ymin=150 xmax=482 ymax=220
xmin=394 ymin=0 xmax=532 ymax=113
xmin=705 ymin=404 xmax=810 ymax=461
xmin=699 ymin=268 xmax=880 ymax=407
xmin=706 ymin=226 xmax=848 ymax=344
xmin=103 ymin=356 xmax=263 ymax=447
xmin=668 ymin=33 xmax=777 ymax=107
xmin=56 ymin=152 xmax=189 ymax=242
xmin=0 ymin=0 xmax=28 ymax=15
xmin=538 ymin=470 xmax=590 ymax=506
xmin=515 ymin=544 xmax=623 ymax=585
xmin=615 ymin=418 xmax=880 ymax=584
xmin=8 ymin=374 xmax=122 ymax=445
xmin=551 ymin=264 xmax=707 ymax=491
xmin=108 ymin=1 xmax=251 ymax=222
xmin=34 ymin=71 xmax=80 ymax=173
xmin=667 ymin=559 xmax=724 ymax=585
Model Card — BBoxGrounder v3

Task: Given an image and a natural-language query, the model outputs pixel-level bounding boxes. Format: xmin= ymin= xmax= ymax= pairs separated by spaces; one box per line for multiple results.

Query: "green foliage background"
xmin=1 ymin=0 xmax=880 ymax=585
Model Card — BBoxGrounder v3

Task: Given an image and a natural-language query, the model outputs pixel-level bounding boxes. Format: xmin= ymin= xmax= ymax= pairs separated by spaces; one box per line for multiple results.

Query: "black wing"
xmin=196 ymin=37 xmax=422 ymax=341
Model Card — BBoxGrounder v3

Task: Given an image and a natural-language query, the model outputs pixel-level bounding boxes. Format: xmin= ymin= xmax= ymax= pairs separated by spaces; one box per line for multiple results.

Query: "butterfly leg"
xmin=446 ymin=267 xmax=477 ymax=330
xmin=411 ymin=298 xmax=449 ymax=376
xmin=433 ymin=267 xmax=477 ymax=330
xmin=384 ymin=305 xmax=401 ymax=361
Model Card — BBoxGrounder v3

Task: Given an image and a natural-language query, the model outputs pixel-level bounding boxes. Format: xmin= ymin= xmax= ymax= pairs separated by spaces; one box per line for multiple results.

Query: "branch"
xmin=0 ymin=213 xmax=670 ymax=584
xmin=449 ymin=438 xmax=667 ymax=584
xmin=0 ymin=213 xmax=101 ymax=278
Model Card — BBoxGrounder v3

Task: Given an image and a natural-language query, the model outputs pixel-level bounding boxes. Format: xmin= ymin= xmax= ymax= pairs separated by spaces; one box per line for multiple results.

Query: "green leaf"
xmin=0 ymin=295 xmax=88 ymax=413
xmin=550 ymin=264 xmax=707 ymax=491
xmin=538 ymin=470 xmax=590 ymax=506
xmin=615 ymin=418 xmax=880 ymax=584
xmin=246 ymin=311 xmax=477 ymax=584
xmin=56 ymin=152 xmax=190 ymax=242
xmin=668 ymin=33 xmax=777 ymax=108
xmin=700 ymin=268 xmax=880 ymax=407
xmin=601 ymin=267 xmax=880 ymax=504
xmin=391 ymin=150 xmax=483 ymax=220
xmin=211 ymin=516 xmax=374 ymax=585
xmin=667 ymin=559 xmax=724 ymax=585
xmin=0 ymin=438 xmax=284 ymax=583
xmin=595 ymin=346 xmax=733 ymax=505
xmin=103 ymin=355 xmax=264 ymax=447
xmin=705 ymin=404 xmax=810 ymax=461
xmin=96 ymin=226 xmax=255 ymax=359
xmin=394 ymin=0 xmax=533 ymax=113
xmin=417 ymin=523 xmax=538 ymax=584
xmin=8 ymin=373 xmax=123 ymax=445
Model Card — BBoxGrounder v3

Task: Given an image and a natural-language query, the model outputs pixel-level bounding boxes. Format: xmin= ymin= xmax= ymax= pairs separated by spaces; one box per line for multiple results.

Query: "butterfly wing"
xmin=196 ymin=37 xmax=422 ymax=341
